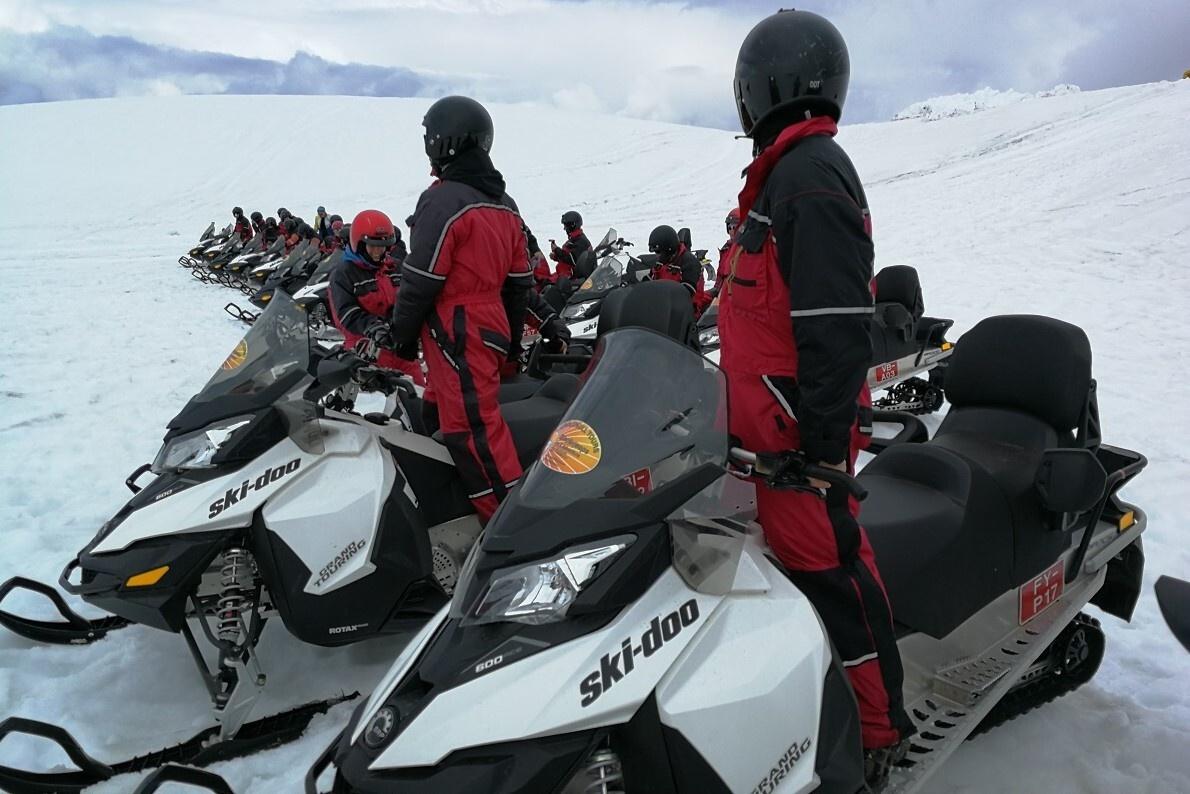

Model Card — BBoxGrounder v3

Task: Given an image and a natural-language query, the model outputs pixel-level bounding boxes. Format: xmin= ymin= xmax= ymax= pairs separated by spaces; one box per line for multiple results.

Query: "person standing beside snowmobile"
xmin=720 ymin=10 xmax=913 ymax=789
xmin=386 ymin=95 xmax=533 ymax=523
xmin=710 ymin=208 xmax=740 ymax=300
xmin=313 ymin=206 xmax=331 ymax=243
xmin=549 ymin=210 xmax=592 ymax=283
xmin=648 ymin=224 xmax=709 ymax=316
xmin=329 ymin=209 xmax=424 ymax=386
xmin=232 ymin=207 xmax=253 ymax=243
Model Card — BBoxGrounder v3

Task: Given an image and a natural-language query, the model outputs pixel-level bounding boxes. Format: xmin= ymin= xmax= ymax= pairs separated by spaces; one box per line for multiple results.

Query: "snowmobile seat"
xmin=597 ymin=280 xmax=697 ymax=350
xmin=870 ymin=266 xmax=925 ymax=363
xmin=678 ymin=228 xmax=693 ymax=249
xmin=498 ymin=375 xmax=546 ymax=404
xmin=501 ymin=374 xmax=581 ymax=467
xmin=874 ymin=265 xmax=924 ymax=320
xmin=863 ymin=315 xmax=1095 ymax=638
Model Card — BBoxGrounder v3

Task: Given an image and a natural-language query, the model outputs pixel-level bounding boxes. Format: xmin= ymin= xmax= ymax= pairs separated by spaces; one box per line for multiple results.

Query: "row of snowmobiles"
xmin=0 ymin=264 xmax=1165 ymax=793
xmin=180 ymin=221 xmax=345 ymax=345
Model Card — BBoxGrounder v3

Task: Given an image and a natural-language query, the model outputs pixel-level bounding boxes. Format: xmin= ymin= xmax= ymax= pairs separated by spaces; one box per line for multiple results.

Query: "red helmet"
xmin=350 ymin=209 xmax=397 ymax=263
xmin=725 ymin=208 xmax=741 ymax=233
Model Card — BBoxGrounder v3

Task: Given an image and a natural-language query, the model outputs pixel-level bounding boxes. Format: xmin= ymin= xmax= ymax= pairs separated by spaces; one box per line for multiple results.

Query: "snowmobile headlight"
xmin=152 ymin=416 xmax=252 ymax=473
xmin=562 ymin=300 xmax=598 ymax=321
xmin=463 ymin=536 xmax=634 ymax=626
xmin=698 ymin=326 xmax=719 ymax=348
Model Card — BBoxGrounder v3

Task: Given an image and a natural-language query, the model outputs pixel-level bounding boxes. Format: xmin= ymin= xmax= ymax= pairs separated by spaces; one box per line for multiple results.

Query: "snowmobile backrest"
xmin=874 ymin=265 xmax=924 ymax=320
xmin=678 ymin=227 xmax=693 ymax=249
xmin=944 ymin=314 xmax=1093 ymax=441
xmin=597 ymin=280 xmax=697 ymax=349
xmin=873 ymin=302 xmax=915 ymax=343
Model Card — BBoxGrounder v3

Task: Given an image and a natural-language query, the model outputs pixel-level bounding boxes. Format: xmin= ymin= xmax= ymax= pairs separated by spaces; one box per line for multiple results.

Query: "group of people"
xmin=230 ymin=205 xmax=364 ymax=257
xmin=268 ymin=9 xmax=911 ymax=788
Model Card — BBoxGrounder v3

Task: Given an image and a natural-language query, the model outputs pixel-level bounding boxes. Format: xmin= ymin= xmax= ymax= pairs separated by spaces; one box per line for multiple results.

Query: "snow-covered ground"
xmin=1 ymin=81 xmax=1188 ymax=792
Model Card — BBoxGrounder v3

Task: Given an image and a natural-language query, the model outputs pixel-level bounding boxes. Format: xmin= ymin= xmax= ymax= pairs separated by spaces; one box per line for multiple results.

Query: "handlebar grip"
xmin=802 ymin=463 xmax=868 ymax=501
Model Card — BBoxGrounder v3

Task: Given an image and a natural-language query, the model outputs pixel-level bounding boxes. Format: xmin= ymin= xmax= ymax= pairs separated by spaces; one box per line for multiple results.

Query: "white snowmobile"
xmin=308 ymin=314 xmax=1147 ymax=794
xmin=178 ymin=222 xmax=229 ymax=268
xmin=700 ymin=264 xmax=954 ymax=414
xmin=0 ymin=291 xmax=587 ymax=789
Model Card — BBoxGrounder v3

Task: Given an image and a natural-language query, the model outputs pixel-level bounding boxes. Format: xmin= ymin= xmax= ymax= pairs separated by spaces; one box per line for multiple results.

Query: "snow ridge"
xmin=893 ymin=84 xmax=1081 ymax=121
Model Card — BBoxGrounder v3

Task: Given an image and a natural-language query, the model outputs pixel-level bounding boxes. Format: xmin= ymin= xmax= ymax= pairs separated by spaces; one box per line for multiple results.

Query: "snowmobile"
xmin=290 ymin=250 xmax=346 ymax=344
xmin=556 ymin=229 xmax=648 ymax=339
xmin=223 ymin=240 xmax=327 ymax=325
xmin=700 ymin=264 xmax=955 ymax=414
xmin=179 ymin=222 xmax=229 ymax=268
xmin=307 ymin=313 xmax=1148 ymax=794
xmin=0 ymin=291 xmax=589 ymax=790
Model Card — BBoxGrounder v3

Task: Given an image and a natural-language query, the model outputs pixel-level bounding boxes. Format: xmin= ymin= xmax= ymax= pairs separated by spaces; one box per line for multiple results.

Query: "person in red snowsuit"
xmin=721 ymin=10 xmax=912 ymax=787
xmin=548 ymin=210 xmax=592 ymax=283
xmin=232 ymin=207 xmax=253 ymax=243
xmin=647 ymin=225 xmax=710 ymax=317
xmin=710 ymin=208 xmax=739 ymax=300
xmin=328 ymin=210 xmax=425 ymax=387
xmin=385 ymin=96 xmax=533 ymax=523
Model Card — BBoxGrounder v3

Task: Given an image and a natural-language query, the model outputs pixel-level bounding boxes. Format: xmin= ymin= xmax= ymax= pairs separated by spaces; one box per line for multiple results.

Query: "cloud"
xmin=1 ymin=0 xmax=1186 ymax=127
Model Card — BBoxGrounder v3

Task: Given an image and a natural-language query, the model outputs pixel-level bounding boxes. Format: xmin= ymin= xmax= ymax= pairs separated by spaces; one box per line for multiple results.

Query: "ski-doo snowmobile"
xmin=290 ymin=250 xmax=346 ymax=344
xmin=700 ymin=264 xmax=954 ymax=414
xmin=309 ymin=314 xmax=1147 ymax=794
xmin=179 ymin=222 xmax=226 ymax=268
xmin=223 ymin=240 xmax=327 ymax=325
xmin=557 ymin=230 xmax=651 ymax=340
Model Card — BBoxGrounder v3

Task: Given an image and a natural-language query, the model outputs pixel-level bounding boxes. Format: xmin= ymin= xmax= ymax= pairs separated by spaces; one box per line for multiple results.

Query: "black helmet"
xmin=232 ymin=206 xmax=243 ymax=217
xmin=277 ymin=207 xmax=291 ymax=220
xmin=297 ymin=222 xmax=317 ymax=240
xmin=281 ymin=218 xmax=299 ymax=235
xmin=648 ymin=225 xmax=680 ymax=263
xmin=265 ymin=216 xmax=277 ymax=228
xmin=422 ymin=96 xmax=494 ymax=167
xmin=734 ymin=9 xmax=850 ymax=140
xmin=561 ymin=211 xmax=582 ymax=233
xmin=250 ymin=211 xmax=263 ymax=223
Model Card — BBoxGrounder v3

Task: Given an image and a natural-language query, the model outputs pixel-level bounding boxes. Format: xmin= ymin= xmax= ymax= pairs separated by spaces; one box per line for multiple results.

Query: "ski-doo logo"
xmin=207 ymin=459 xmax=301 ymax=518
xmin=579 ymin=599 xmax=699 ymax=707
xmin=315 ymin=539 xmax=368 ymax=587
xmin=751 ymin=737 xmax=813 ymax=794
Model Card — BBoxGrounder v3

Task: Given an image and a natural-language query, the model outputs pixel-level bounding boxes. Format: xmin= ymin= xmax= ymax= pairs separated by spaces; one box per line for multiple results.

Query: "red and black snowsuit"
xmin=234 ymin=216 xmax=254 ymax=243
xmin=391 ymin=149 xmax=533 ymax=522
xmin=548 ymin=228 xmax=592 ymax=283
xmin=718 ymin=116 xmax=912 ymax=750
xmin=650 ymin=244 xmax=710 ymax=317
xmin=328 ymin=250 xmax=425 ymax=386
xmin=710 ymin=238 xmax=734 ymax=298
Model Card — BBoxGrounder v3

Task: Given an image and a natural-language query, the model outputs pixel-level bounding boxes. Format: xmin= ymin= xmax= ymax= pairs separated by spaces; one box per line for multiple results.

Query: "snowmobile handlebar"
xmin=730 ymin=447 xmax=868 ymax=500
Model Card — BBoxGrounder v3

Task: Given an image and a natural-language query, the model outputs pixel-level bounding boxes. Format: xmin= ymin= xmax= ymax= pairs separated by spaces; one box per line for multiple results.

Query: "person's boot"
xmin=862 ymin=737 xmax=909 ymax=792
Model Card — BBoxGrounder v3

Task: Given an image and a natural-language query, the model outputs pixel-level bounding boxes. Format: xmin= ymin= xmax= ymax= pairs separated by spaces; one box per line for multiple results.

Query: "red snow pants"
xmin=422 ymin=300 xmax=522 ymax=522
xmin=727 ymin=373 xmax=912 ymax=749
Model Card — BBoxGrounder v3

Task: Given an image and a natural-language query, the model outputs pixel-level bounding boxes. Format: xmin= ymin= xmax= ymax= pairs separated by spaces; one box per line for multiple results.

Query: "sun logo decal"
xmin=541 ymin=420 xmax=602 ymax=475
xmin=221 ymin=339 xmax=248 ymax=371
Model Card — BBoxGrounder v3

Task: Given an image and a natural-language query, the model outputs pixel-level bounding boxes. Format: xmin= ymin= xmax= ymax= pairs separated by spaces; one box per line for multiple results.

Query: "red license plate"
xmin=875 ymin=361 xmax=899 ymax=383
xmin=1019 ymin=559 xmax=1065 ymax=624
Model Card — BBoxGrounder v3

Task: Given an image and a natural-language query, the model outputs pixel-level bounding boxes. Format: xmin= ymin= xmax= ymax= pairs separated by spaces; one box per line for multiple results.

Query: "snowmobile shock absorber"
xmin=216 ymin=549 xmax=252 ymax=643
xmin=583 ymin=747 xmax=625 ymax=794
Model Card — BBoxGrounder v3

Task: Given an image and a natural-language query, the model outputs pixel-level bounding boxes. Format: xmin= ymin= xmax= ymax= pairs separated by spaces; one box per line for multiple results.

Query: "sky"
xmin=1 ymin=0 xmax=1186 ymax=127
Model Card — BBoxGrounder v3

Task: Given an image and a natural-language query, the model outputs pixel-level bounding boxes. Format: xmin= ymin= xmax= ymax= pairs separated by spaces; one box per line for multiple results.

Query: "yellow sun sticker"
xmin=580 ymin=277 xmax=594 ymax=290
xmin=221 ymin=339 xmax=248 ymax=371
xmin=541 ymin=420 xmax=602 ymax=475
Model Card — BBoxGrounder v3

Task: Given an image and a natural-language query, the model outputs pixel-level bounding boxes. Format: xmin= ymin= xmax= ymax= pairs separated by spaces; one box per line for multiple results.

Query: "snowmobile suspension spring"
xmin=584 ymin=748 xmax=625 ymax=794
xmin=216 ymin=548 xmax=253 ymax=643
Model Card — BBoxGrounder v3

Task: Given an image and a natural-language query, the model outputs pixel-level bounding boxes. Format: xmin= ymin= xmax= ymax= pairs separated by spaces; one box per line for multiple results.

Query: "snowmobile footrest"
xmin=133 ymin=764 xmax=234 ymax=794
xmin=0 ymin=693 xmax=359 ymax=793
xmin=0 ymin=577 xmax=130 ymax=645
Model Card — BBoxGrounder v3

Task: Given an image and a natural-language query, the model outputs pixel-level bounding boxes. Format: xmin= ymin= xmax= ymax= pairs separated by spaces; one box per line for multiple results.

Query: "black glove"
xmin=393 ymin=339 xmax=419 ymax=361
xmin=363 ymin=319 xmax=395 ymax=349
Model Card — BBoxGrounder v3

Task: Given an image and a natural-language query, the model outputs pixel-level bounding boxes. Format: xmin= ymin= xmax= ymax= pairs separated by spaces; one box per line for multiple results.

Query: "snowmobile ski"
xmin=0 ymin=576 xmax=130 ymax=645
xmin=0 ymin=692 xmax=357 ymax=793
xmin=132 ymin=763 xmax=234 ymax=794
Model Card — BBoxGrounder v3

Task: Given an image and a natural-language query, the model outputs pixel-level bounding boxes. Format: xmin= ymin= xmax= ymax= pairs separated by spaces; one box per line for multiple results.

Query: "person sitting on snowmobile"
xmin=648 ymin=224 xmax=709 ymax=316
xmin=548 ymin=210 xmax=592 ymax=284
xmin=320 ymin=215 xmax=345 ymax=254
xmin=328 ymin=209 xmax=425 ymax=386
xmin=389 ymin=226 xmax=409 ymax=264
xmin=710 ymin=208 xmax=740 ymax=300
xmin=232 ymin=207 xmax=253 ymax=243
xmin=282 ymin=218 xmax=316 ymax=254
xmin=277 ymin=207 xmax=292 ymax=224
xmin=386 ymin=95 xmax=533 ymax=523
xmin=250 ymin=210 xmax=265 ymax=237
xmin=262 ymin=216 xmax=280 ymax=246
xmin=722 ymin=10 xmax=913 ymax=789
xmin=528 ymin=230 xmax=552 ymax=290
xmin=313 ymin=206 xmax=332 ymax=243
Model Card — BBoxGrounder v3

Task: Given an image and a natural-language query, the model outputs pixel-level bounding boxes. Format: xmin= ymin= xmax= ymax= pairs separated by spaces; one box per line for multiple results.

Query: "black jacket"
xmin=755 ymin=133 xmax=874 ymax=463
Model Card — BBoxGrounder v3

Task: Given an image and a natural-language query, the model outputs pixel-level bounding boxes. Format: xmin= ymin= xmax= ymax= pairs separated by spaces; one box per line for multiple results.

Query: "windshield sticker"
xmin=541 ymin=420 xmax=602 ymax=475
xmin=221 ymin=339 xmax=248 ymax=371
xmin=581 ymin=277 xmax=594 ymax=290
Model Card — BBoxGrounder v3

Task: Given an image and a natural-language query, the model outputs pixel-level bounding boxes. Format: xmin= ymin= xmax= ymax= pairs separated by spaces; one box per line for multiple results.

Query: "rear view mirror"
xmin=1035 ymin=448 xmax=1107 ymax=513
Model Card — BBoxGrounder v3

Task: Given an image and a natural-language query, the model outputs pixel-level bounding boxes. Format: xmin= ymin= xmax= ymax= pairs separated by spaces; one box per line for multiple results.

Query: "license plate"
xmin=1019 ymin=559 xmax=1065 ymax=624
xmin=874 ymin=361 xmax=899 ymax=383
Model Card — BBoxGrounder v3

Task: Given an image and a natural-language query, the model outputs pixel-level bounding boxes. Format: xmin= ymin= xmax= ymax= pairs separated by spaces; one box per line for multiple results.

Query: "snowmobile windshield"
xmin=592 ymin=227 xmax=617 ymax=254
xmin=515 ymin=328 xmax=729 ymax=511
xmin=307 ymin=249 xmax=343 ymax=283
xmin=571 ymin=255 xmax=624 ymax=300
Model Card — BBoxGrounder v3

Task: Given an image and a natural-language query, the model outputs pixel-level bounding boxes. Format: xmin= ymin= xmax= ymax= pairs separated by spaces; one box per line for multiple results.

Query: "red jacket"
xmin=650 ymin=244 xmax=710 ymax=316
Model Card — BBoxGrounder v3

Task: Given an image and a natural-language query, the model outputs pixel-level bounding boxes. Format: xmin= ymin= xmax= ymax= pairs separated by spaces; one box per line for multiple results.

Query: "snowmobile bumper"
xmin=0 ymin=576 xmax=130 ymax=645
xmin=0 ymin=694 xmax=357 ymax=793
xmin=64 ymin=530 xmax=228 ymax=633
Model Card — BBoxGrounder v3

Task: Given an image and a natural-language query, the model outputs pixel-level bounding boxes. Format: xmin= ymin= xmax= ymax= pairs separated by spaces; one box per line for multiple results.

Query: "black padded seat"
xmin=861 ymin=444 xmax=1015 ymax=639
xmin=498 ymin=375 xmax=546 ymax=404
xmin=500 ymin=374 xmax=580 ymax=467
